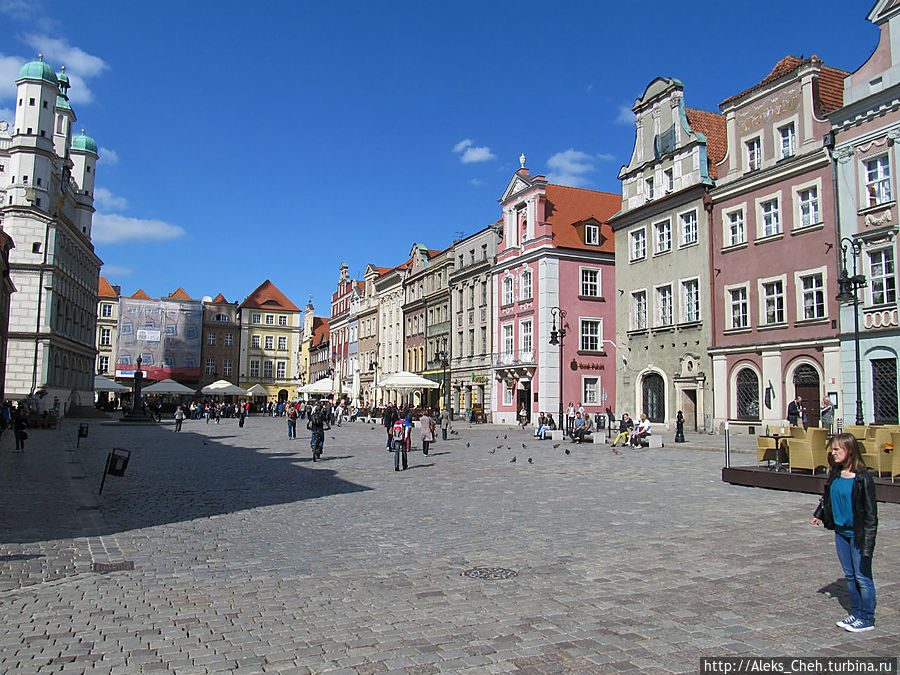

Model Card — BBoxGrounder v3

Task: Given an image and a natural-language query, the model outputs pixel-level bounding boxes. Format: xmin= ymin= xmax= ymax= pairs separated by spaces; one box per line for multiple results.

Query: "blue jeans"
xmin=288 ymin=419 xmax=296 ymax=438
xmin=394 ymin=440 xmax=407 ymax=469
xmin=834 ymin=532 xmax=876 ymax=622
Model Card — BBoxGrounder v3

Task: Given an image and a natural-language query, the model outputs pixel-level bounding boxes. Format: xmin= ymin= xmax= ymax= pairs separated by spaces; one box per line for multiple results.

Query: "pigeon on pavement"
xmin=489 ymin=448 xmax=496 ymax=454
xmin=528 ymin=457 xmax=533 ymax=464
xmin=521 ymin=443 xmax=527 ymax=448
xmin=509 ymin=456 xmax=516 ymax=463
xmin=552 ymin=443 xmax=560 ymax=448
xmin=565 ymin=448 xmax=571 ymax=455
xmin=466 ymin=442 xmax=470 ymax=447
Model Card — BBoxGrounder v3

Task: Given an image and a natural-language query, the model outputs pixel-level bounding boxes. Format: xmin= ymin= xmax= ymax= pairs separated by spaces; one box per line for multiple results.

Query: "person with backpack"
xmin=307 ymin=404 xmax=330 ymax=461
xmin=382 ymin=403 xmax=398 ymax=450
xmin=287 ymin=404 xmax=298 ymax=439
xmin=392 ymin=416 xmax=409 ymax=471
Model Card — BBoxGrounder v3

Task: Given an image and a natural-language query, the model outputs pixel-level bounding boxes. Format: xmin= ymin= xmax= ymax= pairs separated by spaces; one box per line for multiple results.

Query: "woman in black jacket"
xmin=811 ymin=433 xmax=878 ymax=632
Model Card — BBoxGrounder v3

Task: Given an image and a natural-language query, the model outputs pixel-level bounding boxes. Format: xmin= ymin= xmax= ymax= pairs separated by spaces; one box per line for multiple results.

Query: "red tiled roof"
xmin=239 ymin=280 xmax=300 ymax=312
xmin=721 ymin=56 xmax=805 ymax=107
xmin=545 ymin=185 xmax=621 ymax=252
xmin=374 ymin=266 xmax=392 ymax=276
xmin=720 ymin=55 xmax=847 ymax=111
xmin=98 ymin=276 xmax=118 ymax=298
xmin=168 ymin=286 xmax=192 ymax=300
xmin=816 ymin=65 xmax=847 ymax=115
xmin=685 ymin=108 xmax=727 ymax=179
xmin=313 ymin=317 xmax=330 ymax=345
xmin=210 ymin=293 xmax=228 ymax=304
xmin=128 ymin=289 xmax=157 ymax=301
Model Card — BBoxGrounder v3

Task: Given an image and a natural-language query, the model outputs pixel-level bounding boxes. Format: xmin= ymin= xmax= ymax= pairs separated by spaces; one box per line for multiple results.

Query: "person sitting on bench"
xmin=630 ymin=413 xmax=652 ymax=447
xmin=574 ymin=411 xmax=594 ymax=443
xmin=610 ymin=413 xmax=633 ymax=447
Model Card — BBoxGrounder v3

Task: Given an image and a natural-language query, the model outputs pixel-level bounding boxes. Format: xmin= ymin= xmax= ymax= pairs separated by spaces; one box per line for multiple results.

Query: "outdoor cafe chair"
xmin=787 ymin=427 xmax=828 ymax=474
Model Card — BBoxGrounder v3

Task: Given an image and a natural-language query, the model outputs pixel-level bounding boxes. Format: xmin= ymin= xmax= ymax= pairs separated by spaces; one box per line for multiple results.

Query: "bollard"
xmin=724 ymin=421 xmax=731 ymax=468
xmin=76 ymin=423 xmax=89 ymax=448
xmin=99 ymin=448 xmax=131 ymax=494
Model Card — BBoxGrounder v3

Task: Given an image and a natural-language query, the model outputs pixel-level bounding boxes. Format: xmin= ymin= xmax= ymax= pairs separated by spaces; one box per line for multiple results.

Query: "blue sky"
xmin=0 ymin=0 xmax=879 ymax=311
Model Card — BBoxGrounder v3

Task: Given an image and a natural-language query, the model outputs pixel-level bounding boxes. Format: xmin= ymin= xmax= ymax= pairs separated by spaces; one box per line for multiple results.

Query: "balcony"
xmin=492 ymin=349 xmax=536 ymax=381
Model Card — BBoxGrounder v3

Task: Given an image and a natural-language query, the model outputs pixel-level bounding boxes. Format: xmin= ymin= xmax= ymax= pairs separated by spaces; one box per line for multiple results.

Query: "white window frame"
xmin=278 ymin=315 xmax=288 ymax=326
xmin=722 ymin=204 xmax=747 ymax=248
xmin=101 ymin=303 xmax=113 ymax=318
xmin=755 ymin=190 xmax=782 ymax=239
xmin=251 ymin=313 xmax=261 ymax=324
xmin=792 ymin=177 xmax=822 ymax=230
xmin=276 ymin=361 xmax=287 ymax=379
xmin=580 ymin=267 xmax=601 ymax=297
xmin=655 ymin=283 xmax=673 ymax=327
xmin=645 ymin=176 xmax=655 ymax=201
xmin=678 ymin=209 xmax=698 ymax=247
xmin=99 ymin=327 xmax=111 ymax=346
xmin=249 ymin=360 xmax=260 ymax=378
xmin=629 ymin=227 xmax=647 ymax=262
xmin=98 ymin=355 xmax=109 ymax=373
xmin=664 ymin=168 xmax=674 ymax=193
xmin=582 ymin=375 xmax=600 ymax=405
xmin=746 ymin=136 xmax=762 ymax=171
xmin=585 ymin=223 xmax=599 ymax=245
xmin=263 ymin=360 xmax=273 ymax=379
xmin=265 ymin=314 xmax=274 ymax=325
xmin=868 ymin=246 xmax=897 ymax=306
xmin=277 ymin=336 xmax=288 ymax=351
xmin=223 ymin=359 xmax=233 ymax=376
xmin=758 ymin=274 xmax=787 ymax=326
xmin=224 ymin=333 xmax=233 ymax=347
xmin=863 ymin=154 xmax=892 ymax=208
xmin=520 ymin=269 xmax=533 ymax=301
xmin=207 ymin=332 xmax=216 ymax=346
xmin=502 ymin=276 xmax=514 ymax=306
xmin=654 ymin=219 xmax=671 ymax=255
xmin=680 ymin=277 xmax=701 ymax=324
xmin=501 ymin=322 xmax=514 ymax=358
xmin=724 ymin=282 xmax=750 ymax=330
xmin=778 ymin=121 xmax=796 ymax=159
xmin=794 ymin=266 xmax=828 ymax=321
xmin=503 ymin=383 xmax=514 ymax=406
xmin=631 ymin=289 xmax=647 ymax=331
xmin=264 ymin=335 xmax=274 ymax=350
xmin=579 ymin=317 xmax=604 ymax=352
xmin=519 ymin=319 xmax=532 ymax=357
xmin=251 ymin=334 xmax=260 ymax=348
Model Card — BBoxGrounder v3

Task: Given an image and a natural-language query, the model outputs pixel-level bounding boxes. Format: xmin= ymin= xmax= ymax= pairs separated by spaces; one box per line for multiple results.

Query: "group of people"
xmin=786 ymin=394 xmax=837 ymax=432
xmin=608 ymin=412 xmax=652 ymax=452
xmin=381 ymin=403 xmax=450 ymax=471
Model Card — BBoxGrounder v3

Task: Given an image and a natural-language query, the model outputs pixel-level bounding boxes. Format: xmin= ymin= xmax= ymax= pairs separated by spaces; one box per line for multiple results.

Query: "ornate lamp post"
xmin=435 ymin=349 xmax=449 ymax=410
xmin=369 ymin=341 xmax=381 ymax=408
xmin=836 ymin=237 xmax=867 ymax=426
xmin=548 ymin=307 xmax=567 ymax=432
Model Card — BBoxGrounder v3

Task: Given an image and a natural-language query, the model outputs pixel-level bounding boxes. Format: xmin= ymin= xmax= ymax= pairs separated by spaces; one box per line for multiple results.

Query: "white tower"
xmin=52 ymin=66 xmax=75 ymax=161
xmin=70 ymin=130 xmax=98 ymax=238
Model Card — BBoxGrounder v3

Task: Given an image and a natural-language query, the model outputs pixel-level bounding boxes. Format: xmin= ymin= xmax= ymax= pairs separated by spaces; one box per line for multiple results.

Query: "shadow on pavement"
xmin=817 ymin=579 xmax=851 ymax=612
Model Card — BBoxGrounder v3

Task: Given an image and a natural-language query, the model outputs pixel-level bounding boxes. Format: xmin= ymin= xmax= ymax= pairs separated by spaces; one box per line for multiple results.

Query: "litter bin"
xmin=108 ymin=448 xmax=130 ymax=476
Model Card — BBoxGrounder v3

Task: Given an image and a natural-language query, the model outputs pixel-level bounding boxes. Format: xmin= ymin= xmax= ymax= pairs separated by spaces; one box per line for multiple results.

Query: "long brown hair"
xmin=830 ymin=433 xmax=867 ymax=474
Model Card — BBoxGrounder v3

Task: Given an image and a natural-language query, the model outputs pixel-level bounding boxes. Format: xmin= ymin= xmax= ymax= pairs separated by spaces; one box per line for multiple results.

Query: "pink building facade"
xmin=709 ymin=56 xmax=847 ymax=430
xmin=491 ymin=162 xmax=620 ymax=425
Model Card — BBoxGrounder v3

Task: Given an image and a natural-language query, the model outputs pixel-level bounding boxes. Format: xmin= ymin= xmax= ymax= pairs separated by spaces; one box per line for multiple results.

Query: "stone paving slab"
xmin=0 ymin=416 xmax=897 ymax=674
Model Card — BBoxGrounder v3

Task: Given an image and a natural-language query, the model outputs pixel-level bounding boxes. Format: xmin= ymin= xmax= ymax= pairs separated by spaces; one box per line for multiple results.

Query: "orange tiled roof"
xmin=721 ymin=55 xmax=847 ymax=110
xmin=313 ymin=317 xmax=330 ymax=345
xmin=210 ymin=293 xmax=228 ymax=304
xmin=239 ymin=280 xmax=300 ymax=312
xmin=168 ymin=286 xmax=192 ymax=300
xmin=127 ymin=289 xmax=158 ymax=301
xmin=545 ymin=184 xmax=621 ymax=252
xmin=685 ymin=108 xmax=727 ymax=179
xmin=721 ymin=56 xmax=805 ymax=107
xmin=816 ymin=65 xmax=847 ymax=115
xmin=374 ymin=266 xmax=392 ymax=276
xmin=98 ymin=276 xmax=118 ymax=298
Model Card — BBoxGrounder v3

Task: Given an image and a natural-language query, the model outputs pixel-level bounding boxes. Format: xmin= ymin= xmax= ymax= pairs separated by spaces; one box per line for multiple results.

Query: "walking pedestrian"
xmin=566 ymin=402 xmax=575 ymax=434
xmin=392 ymin=416 xmax=408 ymax=471
xmin=13 ymin=411 xmax=27 ymax=452
xmin=307 ymin=404 xmax=330 ymax=461
xmin=287 ymin=405 xmax=297 ymax=439
xmin=238 ymin=404 xmax=246 ymax=428
xmin=518 ymin=405 xmax=528 ymax=430
xmin=820 ymin=397 xmax=835 ymax=434
xmin=382 ymin=403 xmax=398 ymax=450
xmin=811 ymin=433 xmax=878 ymax=632
xmin=440 ymin=406 xmax=450 ymax=441
xmin=420 ymin=408 xmax=435 ymax=456
xmin=174 ymin=405 xmax=184 ymax=432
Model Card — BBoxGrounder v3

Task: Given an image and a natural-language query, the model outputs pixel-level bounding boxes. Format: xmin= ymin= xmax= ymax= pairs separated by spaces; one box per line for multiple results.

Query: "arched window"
xmin=642 ymin=372 xmax=665 ymax=422
xmin=736 ymin=368 xmax=759 ymax=420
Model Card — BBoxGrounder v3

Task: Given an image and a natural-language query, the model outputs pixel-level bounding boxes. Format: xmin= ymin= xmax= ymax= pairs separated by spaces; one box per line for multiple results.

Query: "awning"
xmin=94 ymin=375 xmax=129 ymax=392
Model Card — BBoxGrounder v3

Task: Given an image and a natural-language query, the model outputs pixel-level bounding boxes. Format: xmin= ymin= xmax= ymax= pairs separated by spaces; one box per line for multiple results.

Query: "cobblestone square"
xmin=1 ymin=417 xmax=898 ymax=673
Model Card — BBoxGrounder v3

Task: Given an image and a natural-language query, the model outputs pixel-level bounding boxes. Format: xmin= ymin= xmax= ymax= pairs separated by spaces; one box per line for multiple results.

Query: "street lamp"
xmin=836 ymin=237 xmax=867 ymax=425
xmin=369 ymin=341 xmax=381 ymax=408
xmin=548 ymin=307 xmax=567 ymax=432
xmin=434 ymin=349 xmax=449 ymax=410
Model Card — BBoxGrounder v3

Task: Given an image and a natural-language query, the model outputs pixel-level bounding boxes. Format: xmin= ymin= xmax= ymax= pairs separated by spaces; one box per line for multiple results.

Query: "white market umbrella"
xmin=246 ymin=384 xmax=269 ymax=396
xmin=299 ymin=377 xmax=335 ymax=395
xmin=94 ymin=375 xmax=130 ymax=392
xmin=142 ymin=378 xmax=196 ymax=395
xmin=200 ymin=379 xmax=249 ymax=396
xmin=377 ymin=371 xmax=440 ymax=391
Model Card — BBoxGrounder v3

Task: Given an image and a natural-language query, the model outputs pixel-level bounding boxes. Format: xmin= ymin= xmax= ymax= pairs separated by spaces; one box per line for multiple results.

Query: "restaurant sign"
xmin=570 ymin=359 xmax=604 ymax=371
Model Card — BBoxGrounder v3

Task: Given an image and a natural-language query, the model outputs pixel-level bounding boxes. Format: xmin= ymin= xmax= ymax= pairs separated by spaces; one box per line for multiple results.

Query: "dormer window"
xmin=585 ymin=224 xmax=599 ymax=246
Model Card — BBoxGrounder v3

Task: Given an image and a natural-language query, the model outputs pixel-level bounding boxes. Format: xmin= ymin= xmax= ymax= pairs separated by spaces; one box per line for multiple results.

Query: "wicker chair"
xmin=861 ymin=427 xmax=892 ymax=476
xmin=787 ymin=428 xmax=829 ymax=473
xmin=757 ymin=436 xmax=778 ymax=467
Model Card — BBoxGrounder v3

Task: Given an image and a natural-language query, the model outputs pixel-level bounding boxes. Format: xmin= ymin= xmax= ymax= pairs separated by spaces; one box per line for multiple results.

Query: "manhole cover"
xmin=463 ymin=567 xmax=518 ymax=580
xmin=91 ymin=561 xmax=134 ymax=574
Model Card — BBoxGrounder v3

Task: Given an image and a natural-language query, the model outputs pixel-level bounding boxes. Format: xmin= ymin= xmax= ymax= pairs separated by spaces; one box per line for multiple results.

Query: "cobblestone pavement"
xmin=1 ymin=416 xmax=897 ymax=674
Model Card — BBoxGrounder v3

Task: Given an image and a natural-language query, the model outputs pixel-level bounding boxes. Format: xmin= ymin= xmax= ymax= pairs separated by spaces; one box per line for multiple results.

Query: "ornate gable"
xmin=501 ymin=171 xmax=534 ymax=203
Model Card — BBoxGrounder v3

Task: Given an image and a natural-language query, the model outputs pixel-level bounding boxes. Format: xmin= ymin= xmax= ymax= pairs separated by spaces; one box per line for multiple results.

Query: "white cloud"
xmin=453 ymin=138 xmax=496 ymax=163
xmin=596 ymin=152 xmax=616 ymax=161
xmin=94 ymin=187 xmax=128 ymax=211
xmin=469 ymin=178 xmax=483 ymax=186
xmin=0 ymin=54 xmax=26 ymax=99
xmin=0 ymin=107 xmax=13 ymax=125
xmin=98 ymin=146 xmax=118 ymax=165
xmin=0 ymin=0 xmax=31 ymax=20
xmin=546 ymin=149 xmax=596 ymax=188
xmin=100 ymin=264 xmax=133 ymax=277
xmin=21 ymin=35 xmax=108 ymax=104
xmin=92 ymin=213 xmax=186 ymax=244
xmin=615 ymin=104 xmax=635 ymax=125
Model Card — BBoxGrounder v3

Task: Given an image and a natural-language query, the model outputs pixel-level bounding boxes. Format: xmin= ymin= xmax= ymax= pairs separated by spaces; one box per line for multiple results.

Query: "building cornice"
xmin=711 ymin=150 xmax=831 ymax=203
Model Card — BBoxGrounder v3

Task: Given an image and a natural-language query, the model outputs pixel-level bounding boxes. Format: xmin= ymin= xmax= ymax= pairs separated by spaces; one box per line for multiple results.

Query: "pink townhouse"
xmin=491 ymin=159 xmax=621 ymax=426
xmin=710 ymin=56 xmax=847 ymax=431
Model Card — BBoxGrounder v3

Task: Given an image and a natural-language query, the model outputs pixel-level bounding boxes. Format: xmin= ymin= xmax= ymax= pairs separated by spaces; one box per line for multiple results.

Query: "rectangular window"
xmin=585 ymin=224 xmax=599 ymax=245
xmin=632 ymin=291 xmax=647 ymax=330
xmin=276 ymin=361 xmax=286 ymax=379
xmin=870 ymin=249 xmax=897 ymax=305
xmin=101 ymin=303 xmax=113 ymax=318
xmin=779 ymin=123 xmax=795 ymax=159
xmin=481 ymin=244 xmax=488 ymax=260
xmin=761 ymin=199 xmax=780 ymax=237
xmin=680 ymin=210 xmax=697 ymax=245
xmin=265 ymin=315 xmax=274 ymax=325
xmin=798 ymin=187 xmax=819 ymax=228
xmin=521 ymin=272 xmax=533 ymax=300
xmin=503 ymin=383 xmax=514 ymax=406
xmin=223 ymin=359 xmax=233 ymax=376
xmin=251 ymin=313 xmax=261 ymax=324
xmin=580 ymin=319 xmax=602 ymax=352
xmin=866 ymin=156 xmax=892 ymax=207
xmin=224 ymin=333 xmax=233 ymax=347
xmin=502 ymin=278 xmax=514 ymax=305
xmin=729 ymin=287 xmax=748 ymax=329
xmin=656 ymin=285 xmax=673 ymax=326
xmin=728 ymin=210 xmax=745 ymax=246
xmin=763 ymin=280 xmax=785 ymax=325
xmin=481 ymin=326 xmax=487 ymax=353
xmin=264 ymin=335 xmax=274 ymax=350
xmin=263 ymin=361 xmax=273 ymax=379
xmin=800 ymin=273 xmax=825 ymax=319
xmin=98 ymin=355 xmax=109 ymax=373
xmin=747 ymin=137 xmax=761 ymax=171
xmin=502 ymin=324 xmax=514 ymax=356
xmin=645 ymin=177 xmax=654 ymax=200
xmin=481 ymin=281 xmax=487 ymax=305
xmin=278 ymin=336 xmax=287 ymax=350
xmin=583 ymin=376 xmax=599 ymax=404
xmin=207 ymin=332 xmax=216 ymax=346
xmin=682 ymin=279 xmax=700 ymax=323
xmin=664 ymin=168 xmax=674 ymax=192
xmin=521 ymin=320 xmax=532 ymax=355
xmin=250 ymin=360 xmax=260 ymax=377
xmin=581 ymin=268 xmax=600 ymax=297
xmin=278 ymin=315 xmax=287 ymax=326
xmin=630 ymin=229 xmax=646 ymax=261
xmin=205 ymin=358 xmax=216 ymax=375
xmin=469 ymin=328 xmax=475 ymax=357
xmin=654 ymin=220 xmax=671 ymax=254
xmin=99 ymin=328 xmax=111 ymax=346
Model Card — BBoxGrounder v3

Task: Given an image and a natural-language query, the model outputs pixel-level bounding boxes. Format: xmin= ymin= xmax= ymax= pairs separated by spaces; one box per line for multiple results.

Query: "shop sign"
xmin=570 ymin=359 xmax=604 ymax=371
